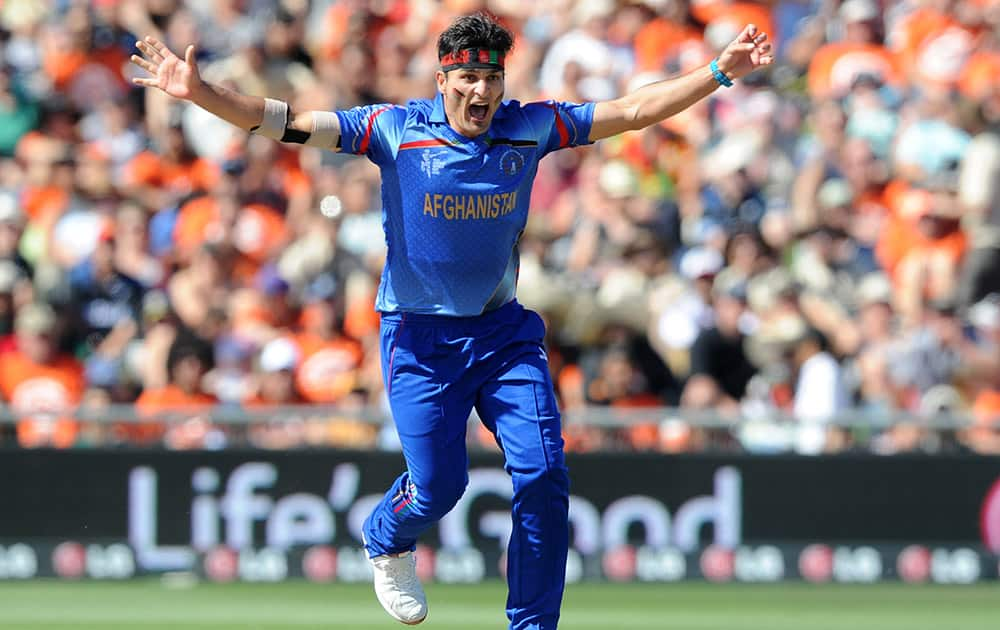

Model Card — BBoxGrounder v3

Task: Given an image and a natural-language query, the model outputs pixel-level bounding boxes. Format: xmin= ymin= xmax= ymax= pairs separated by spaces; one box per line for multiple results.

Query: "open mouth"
xmin=468 ymin=104 xmax=489 ymax=123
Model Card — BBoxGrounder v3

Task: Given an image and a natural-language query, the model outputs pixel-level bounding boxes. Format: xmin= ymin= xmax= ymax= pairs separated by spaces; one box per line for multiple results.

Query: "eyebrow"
xmin=460 ymin=70 xmax=502 ymax=78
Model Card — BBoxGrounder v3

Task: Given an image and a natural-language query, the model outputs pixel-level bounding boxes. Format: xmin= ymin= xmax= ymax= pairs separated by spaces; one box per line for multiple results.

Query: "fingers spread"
xmin=136 ymin=40 xmax=163 ymax=62
xmin=130 ymin=54 xmax=157 ymax=74
xmin=145 ymin=35 xmax=165 ymax=52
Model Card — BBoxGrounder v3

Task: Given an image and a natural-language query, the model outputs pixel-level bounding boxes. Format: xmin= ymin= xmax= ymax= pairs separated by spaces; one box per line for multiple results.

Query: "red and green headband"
xmin=440 ymin=48 xmax=506 ymax=72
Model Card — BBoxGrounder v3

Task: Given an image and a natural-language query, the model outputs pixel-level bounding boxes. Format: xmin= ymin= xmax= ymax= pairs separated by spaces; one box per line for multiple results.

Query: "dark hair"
xmin=437 ymin=12 xmax=514 ymax=61
xmin=167 ymin=338 xmax=214 ymax=377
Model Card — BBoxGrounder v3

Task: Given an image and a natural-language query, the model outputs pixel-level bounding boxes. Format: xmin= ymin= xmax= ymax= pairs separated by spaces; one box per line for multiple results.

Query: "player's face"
xmin=437 ymin=68 xmax=505 ymax=138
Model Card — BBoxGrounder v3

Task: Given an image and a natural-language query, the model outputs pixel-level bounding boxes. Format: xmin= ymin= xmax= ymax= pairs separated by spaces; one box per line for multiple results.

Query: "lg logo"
xmin=980 ymin=478 xmax=1000 ymax=553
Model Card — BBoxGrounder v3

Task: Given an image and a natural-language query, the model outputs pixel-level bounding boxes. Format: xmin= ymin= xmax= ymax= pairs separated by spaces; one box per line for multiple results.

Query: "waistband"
xmin=380 ymin=299 xmax=522 ymax=328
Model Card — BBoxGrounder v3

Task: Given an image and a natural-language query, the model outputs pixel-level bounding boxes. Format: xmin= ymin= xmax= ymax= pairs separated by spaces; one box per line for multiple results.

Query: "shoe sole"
xmin=400 ymin=614 xmax=427 ymax=625
xmin=365 ymin=534 xmax=427 ymax=626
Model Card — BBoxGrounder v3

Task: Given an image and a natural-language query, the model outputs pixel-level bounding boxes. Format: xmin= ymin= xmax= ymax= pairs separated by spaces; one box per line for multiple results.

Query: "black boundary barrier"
xmin=1 ymin=450 xmax=998 ymax=582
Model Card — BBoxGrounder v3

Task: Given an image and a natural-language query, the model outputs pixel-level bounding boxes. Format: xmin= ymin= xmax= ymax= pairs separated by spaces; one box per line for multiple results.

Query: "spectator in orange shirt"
xmin=891 ymin=0 xmax=984 ymax=88
xmin=132 ymin=339 xmax=217 ymax=446
xmin=632 ymin=1 xmax=704 ymax=73
xmin=968 ymin=387 xmax=1000 ymax=453
xmin=807 ymin=0 xmax=903 ymax=99
xmin=122 ymin=120 xmax=219 ymax=210
xmin=892 ymin=166 xmax=968 ymax=323
xmin=0 ymin=303 xmax=85 ymax=448
xmin=172 ymin=159 xmax=288 ymax=278
xmin=294 ymin=299 xmax=363 ymax=404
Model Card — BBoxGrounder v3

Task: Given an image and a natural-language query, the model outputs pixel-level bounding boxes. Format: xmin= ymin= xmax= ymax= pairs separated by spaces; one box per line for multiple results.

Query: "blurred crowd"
xmin=0 ymin=0 xmax=998 ymax=455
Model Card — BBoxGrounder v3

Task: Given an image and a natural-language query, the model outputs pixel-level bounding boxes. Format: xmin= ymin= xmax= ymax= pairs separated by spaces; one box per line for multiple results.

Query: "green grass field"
xmin=0 ymin=580 xmax=997 ymax=629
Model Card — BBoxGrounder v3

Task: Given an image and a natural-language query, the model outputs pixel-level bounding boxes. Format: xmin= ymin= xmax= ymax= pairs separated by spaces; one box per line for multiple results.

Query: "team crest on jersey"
xmin=500 ymin=149 xmax=525 ymax=177
xmin=420 ymin=150 xmax=447 ymax=177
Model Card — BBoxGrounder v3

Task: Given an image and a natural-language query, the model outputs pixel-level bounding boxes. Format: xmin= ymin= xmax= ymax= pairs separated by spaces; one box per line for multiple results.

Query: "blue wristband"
xmin=710 ymin=58 xmax=734 ymax=88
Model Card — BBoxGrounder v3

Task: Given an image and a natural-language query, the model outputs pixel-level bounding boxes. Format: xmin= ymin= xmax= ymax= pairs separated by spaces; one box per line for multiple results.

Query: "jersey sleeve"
xmin=525 ymin=100 xmax=596 ymax=157
xmin=335 ymin=104 xmax=407 ymax=165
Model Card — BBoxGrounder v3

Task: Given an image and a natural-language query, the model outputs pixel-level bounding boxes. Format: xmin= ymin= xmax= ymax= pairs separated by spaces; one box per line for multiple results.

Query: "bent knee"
xmin=413 ymin=476 xmax=468 ymax=519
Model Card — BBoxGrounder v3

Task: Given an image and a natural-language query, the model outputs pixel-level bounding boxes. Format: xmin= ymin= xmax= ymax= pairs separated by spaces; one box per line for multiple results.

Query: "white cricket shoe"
xmin=370 ymin=550 xmax=428 ymax=625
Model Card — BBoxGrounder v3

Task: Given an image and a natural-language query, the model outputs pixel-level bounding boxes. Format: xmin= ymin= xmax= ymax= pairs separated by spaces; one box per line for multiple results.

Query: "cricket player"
xmin=131 ymin=11 xmax=772 ymax=629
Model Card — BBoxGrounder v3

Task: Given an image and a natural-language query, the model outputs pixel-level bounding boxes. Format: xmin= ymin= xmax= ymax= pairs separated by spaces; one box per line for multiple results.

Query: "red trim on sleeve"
xmin=544 ymin=103 xmax=570 ymax=149
xmin=359 ymin=105 xmax=394 ymax=154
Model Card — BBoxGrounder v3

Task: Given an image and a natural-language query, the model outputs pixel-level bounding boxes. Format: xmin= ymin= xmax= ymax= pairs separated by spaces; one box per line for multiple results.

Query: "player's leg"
xmin=363 ymin=315 xmax=476 ymax=624
xmin=365 ymin=316 xmax=477 ymax=554
xmin=476 ymin=309 xmax=568 ymax=630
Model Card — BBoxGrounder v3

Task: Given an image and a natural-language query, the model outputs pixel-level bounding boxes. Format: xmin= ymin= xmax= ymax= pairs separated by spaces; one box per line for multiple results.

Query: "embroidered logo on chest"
xmin=499 ymin=149 xmax=525 ymax=177
xmin=420 ymin=150 xmax=447 ymax=178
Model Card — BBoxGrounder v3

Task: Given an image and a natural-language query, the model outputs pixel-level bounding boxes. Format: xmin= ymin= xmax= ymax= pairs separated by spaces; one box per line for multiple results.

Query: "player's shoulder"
xmin=500 ymin=99 xmax=549 ymax=117
xmin=494 ymin=99 xmax=556 ymax=128
xmin=402 ymin=98 xmax=436 ymax=120
xmin=504 ymin=99 xmax=586 ymax=121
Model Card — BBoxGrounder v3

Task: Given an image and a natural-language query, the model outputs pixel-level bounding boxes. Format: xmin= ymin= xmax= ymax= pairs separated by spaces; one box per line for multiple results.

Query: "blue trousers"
xmin=363 ymin=300 xmax=568 ymax=630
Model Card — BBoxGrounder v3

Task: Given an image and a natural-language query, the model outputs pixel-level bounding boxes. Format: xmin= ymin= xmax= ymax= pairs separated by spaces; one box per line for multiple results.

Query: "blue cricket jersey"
xmin=335 ymin=94 xmax=595 ymax=316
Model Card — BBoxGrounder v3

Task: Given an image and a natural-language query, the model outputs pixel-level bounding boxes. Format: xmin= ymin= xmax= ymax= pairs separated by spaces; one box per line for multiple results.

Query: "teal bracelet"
xmin=710 ymin=58 xmax=734 ymax=87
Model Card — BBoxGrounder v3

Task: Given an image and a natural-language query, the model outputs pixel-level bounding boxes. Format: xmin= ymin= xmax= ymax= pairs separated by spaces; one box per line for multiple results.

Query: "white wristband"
xmin=306 ymin=111 xmax=340 ymax=148
xmin=254 ymin=98 xmax=288 ymax=139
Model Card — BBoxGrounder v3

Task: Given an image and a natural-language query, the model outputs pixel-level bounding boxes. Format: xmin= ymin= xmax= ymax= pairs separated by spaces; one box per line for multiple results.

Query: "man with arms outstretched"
xmin=131 ymin=12 xmax=772 ymax=629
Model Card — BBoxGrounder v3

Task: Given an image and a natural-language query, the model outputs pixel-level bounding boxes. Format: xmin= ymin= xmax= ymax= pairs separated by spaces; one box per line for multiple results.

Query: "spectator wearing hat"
xmin=245 ymin=337 xmax=308 ymax=450
xmin=648 ymin=246 xmax=722 ymax=375
xmin=0 ymin=302 xmax=84 ymax=448
xmin=248 ymin=337 xmax=303 ymax=405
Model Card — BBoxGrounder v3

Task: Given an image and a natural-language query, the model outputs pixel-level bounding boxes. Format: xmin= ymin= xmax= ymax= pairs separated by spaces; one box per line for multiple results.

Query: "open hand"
xmin=130 ymin=36 xmax=202 ymax=100
xmin=717 ymin=24 xmax=774 ymax=81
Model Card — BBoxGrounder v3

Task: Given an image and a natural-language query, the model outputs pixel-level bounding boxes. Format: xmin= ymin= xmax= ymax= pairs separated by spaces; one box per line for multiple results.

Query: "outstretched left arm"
xmin=589 ymin=24 xmax=773 ymax=142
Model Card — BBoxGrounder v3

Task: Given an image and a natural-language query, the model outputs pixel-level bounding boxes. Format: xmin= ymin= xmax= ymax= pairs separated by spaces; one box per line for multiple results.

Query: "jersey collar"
xmin=429 ymin=93 xmax=509 ymax=126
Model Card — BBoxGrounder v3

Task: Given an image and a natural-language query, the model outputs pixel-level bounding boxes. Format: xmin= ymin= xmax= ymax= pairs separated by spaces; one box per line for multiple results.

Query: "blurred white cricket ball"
xmin=320 ymin=195 xmax=342 ymax=219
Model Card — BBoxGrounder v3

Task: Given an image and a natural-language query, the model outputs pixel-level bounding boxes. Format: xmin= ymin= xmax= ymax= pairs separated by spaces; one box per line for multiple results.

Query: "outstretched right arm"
xmin=130 ymin=36 xmax=340 ymax=149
